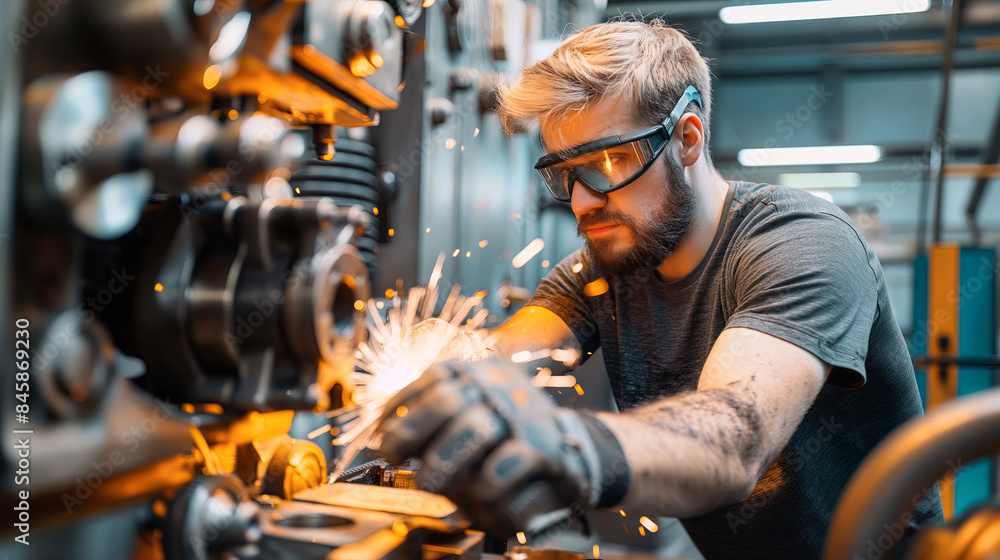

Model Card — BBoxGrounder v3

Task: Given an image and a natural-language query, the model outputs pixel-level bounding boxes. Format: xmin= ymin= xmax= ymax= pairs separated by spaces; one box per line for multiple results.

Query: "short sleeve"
xmin=726 ymin=210 xmax=878 ymax=388
xmin=526 ymin=249 xmax=602 ymax=358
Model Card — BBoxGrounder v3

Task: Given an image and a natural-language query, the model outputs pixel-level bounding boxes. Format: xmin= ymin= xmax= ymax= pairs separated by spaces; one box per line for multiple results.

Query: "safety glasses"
xmin=534 ymin=86 xmax=702 ymax=202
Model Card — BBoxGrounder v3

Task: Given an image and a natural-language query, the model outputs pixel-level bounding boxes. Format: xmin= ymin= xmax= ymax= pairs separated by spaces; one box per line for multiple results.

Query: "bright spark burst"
xmin=329 ymin=252 xmax=492 ymax=482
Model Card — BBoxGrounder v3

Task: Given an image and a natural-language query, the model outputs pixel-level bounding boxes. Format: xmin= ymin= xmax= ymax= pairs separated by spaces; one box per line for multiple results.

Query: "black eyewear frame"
xmin=534 ymin=85 xmax=703 ymax=201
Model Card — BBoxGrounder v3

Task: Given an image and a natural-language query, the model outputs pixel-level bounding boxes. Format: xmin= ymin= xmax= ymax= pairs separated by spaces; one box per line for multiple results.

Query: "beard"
xmin=577 ymin=152 xmax=697 ymax=278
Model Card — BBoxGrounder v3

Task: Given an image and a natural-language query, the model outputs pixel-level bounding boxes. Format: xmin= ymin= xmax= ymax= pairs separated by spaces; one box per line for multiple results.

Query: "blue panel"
xmin=955 ymin=248 xmax=997 ymax=514
xmin=911 ymin=254 xmax=929 ymax=409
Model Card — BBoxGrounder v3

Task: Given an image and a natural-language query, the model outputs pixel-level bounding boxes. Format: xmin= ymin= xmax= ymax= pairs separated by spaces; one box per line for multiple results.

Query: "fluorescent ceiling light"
xmin=720 ymin=0 xmax=931 ymax=25
xmin=778 ymin=172 xmax=861 ymax=189
xmin=738 ymin=145 xmax=881 ymax=167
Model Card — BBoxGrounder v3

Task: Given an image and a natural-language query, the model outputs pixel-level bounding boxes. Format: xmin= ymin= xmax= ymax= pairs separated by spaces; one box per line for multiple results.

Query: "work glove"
xmin=398 ymin=318 xmax=493 ymax=374
xmin=376 ymin=361 xmax=630 ymax=538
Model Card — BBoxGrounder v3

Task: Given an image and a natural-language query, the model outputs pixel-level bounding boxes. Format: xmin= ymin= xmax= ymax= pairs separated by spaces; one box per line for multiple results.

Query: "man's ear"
xmin=676 ymin=113 xmax=705 ymax=167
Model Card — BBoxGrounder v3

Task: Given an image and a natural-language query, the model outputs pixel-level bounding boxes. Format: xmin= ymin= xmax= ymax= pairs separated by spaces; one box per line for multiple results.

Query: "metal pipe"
xmin=964 ymin=94 xmax=1000 ymax=246
xmin=931 ymin=0 xmax=963 ymax=244
xmin=824 ymin=386 xmax=1000 ymax=560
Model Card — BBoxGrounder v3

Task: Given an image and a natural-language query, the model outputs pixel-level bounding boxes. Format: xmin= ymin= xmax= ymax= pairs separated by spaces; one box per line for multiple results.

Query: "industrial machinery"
xmin=23 ymin=1 xmax=1000 ymax=559
xmin=0 ymin=0 xmax=614 ymax=557
xmin=0 ymin=0 xmax=487 ymax=558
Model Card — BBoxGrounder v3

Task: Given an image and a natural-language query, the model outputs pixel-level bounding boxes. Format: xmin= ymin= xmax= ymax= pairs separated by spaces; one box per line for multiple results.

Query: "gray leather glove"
xmin=376 ymin=361 xmax=629 ymax=538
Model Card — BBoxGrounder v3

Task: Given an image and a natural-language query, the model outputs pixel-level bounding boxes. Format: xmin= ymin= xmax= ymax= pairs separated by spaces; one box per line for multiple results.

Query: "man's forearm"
xmin=595 ymin=389 xmax=768 ymax=518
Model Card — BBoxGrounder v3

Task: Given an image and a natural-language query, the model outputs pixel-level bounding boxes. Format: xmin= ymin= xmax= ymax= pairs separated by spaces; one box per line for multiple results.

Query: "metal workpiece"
xmin=824 ymin=387 xmax=1000 ymax=560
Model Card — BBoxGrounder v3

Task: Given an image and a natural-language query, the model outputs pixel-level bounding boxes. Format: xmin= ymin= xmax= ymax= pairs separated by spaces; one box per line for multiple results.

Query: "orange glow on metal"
xmin=154 ymin=283 xmax=164 ymax=292
xmin=423 ymin=0 xmax=435 ymax=7
xmin=542 ymin=260 xmax=550 ymax=268
xmin=373 ymin=207 xmax=379 ymax=216
xmin=515 ymin=532 xmax=526 ymax=544
xmin=619 ymin=509 xmax=626 ymax=517
xmin=385 ymin=289 xmax=395 ymax=298
xmin=388 ymin=229 xmax=395 ymax=237
xmin=479 ymin=240 xmax=488 ymax=248
xmin=220 ymin=191 xmax=232 ymax=201
xmin=928 ymin=243 xmax=960 ymax=520
xmin=227 ymin=109 xmax=238 ymax=120
xmin=574 ymin=384 xmax=584 ymax=395
xmin=593 ymin=544 xmax=600 ymax=558
xmin=320 ymin=153 xmax=334 ymax=161
xmin=475 ymin=290 xmax=488 ymax=299
xmin=371 ymin=53 xmax=384 ymax=68
xmin=354 ymin=300 xmax=365 ymax=311
xmin=202 ymin=65 xmax=222 ymax=89
xmin=425 ymin=228 xmax=431 ymax=233
xmin=394 ymin=15 xmax=407 ymax=27
xmin=396 ymin=405 xmax=408 ymax=417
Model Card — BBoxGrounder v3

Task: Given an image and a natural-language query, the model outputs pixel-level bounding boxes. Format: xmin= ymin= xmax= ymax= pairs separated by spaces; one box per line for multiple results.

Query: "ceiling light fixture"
xmin=738 ymin=145 xmax=882 ymax=166
xmin=720 ymin=0 xmax=931 ymax=25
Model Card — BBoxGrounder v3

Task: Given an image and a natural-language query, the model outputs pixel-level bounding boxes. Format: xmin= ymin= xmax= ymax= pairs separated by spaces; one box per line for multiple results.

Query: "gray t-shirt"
xmin=527 ymin=181 xmax=944 ymax=559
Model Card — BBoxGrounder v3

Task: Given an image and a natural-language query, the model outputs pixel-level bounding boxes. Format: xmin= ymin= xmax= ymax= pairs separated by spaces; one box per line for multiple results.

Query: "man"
xmin=376 ymin=19 xmax=943 ymax=559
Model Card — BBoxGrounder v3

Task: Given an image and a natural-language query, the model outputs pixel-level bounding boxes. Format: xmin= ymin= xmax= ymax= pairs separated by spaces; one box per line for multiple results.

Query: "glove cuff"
xmin=578 ymin=412 xmax=631 ymax=508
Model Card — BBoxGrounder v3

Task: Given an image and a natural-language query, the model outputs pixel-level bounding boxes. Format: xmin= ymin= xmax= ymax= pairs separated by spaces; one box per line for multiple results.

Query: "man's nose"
xmin=570 ymin=180 xmax=608 ymax=217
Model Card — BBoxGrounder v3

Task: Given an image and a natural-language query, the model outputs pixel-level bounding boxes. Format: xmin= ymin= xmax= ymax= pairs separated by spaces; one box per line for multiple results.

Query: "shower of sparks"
xmin=328 ymin=252 xmax=492 ymax=483
xmin=307 ymin=425 xmax=332 ymax=439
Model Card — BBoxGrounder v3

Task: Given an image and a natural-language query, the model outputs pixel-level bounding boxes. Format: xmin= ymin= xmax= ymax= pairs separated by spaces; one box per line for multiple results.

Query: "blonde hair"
xmin=498 ymin=19 xmax=713 ymax=150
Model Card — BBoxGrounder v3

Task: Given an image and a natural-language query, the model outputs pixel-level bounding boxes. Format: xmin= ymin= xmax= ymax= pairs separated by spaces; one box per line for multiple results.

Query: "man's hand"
xmin=399 ymin=318 xmax=493 ymax=375
xmin=376 ymin=361 xmax=629 ymax=537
